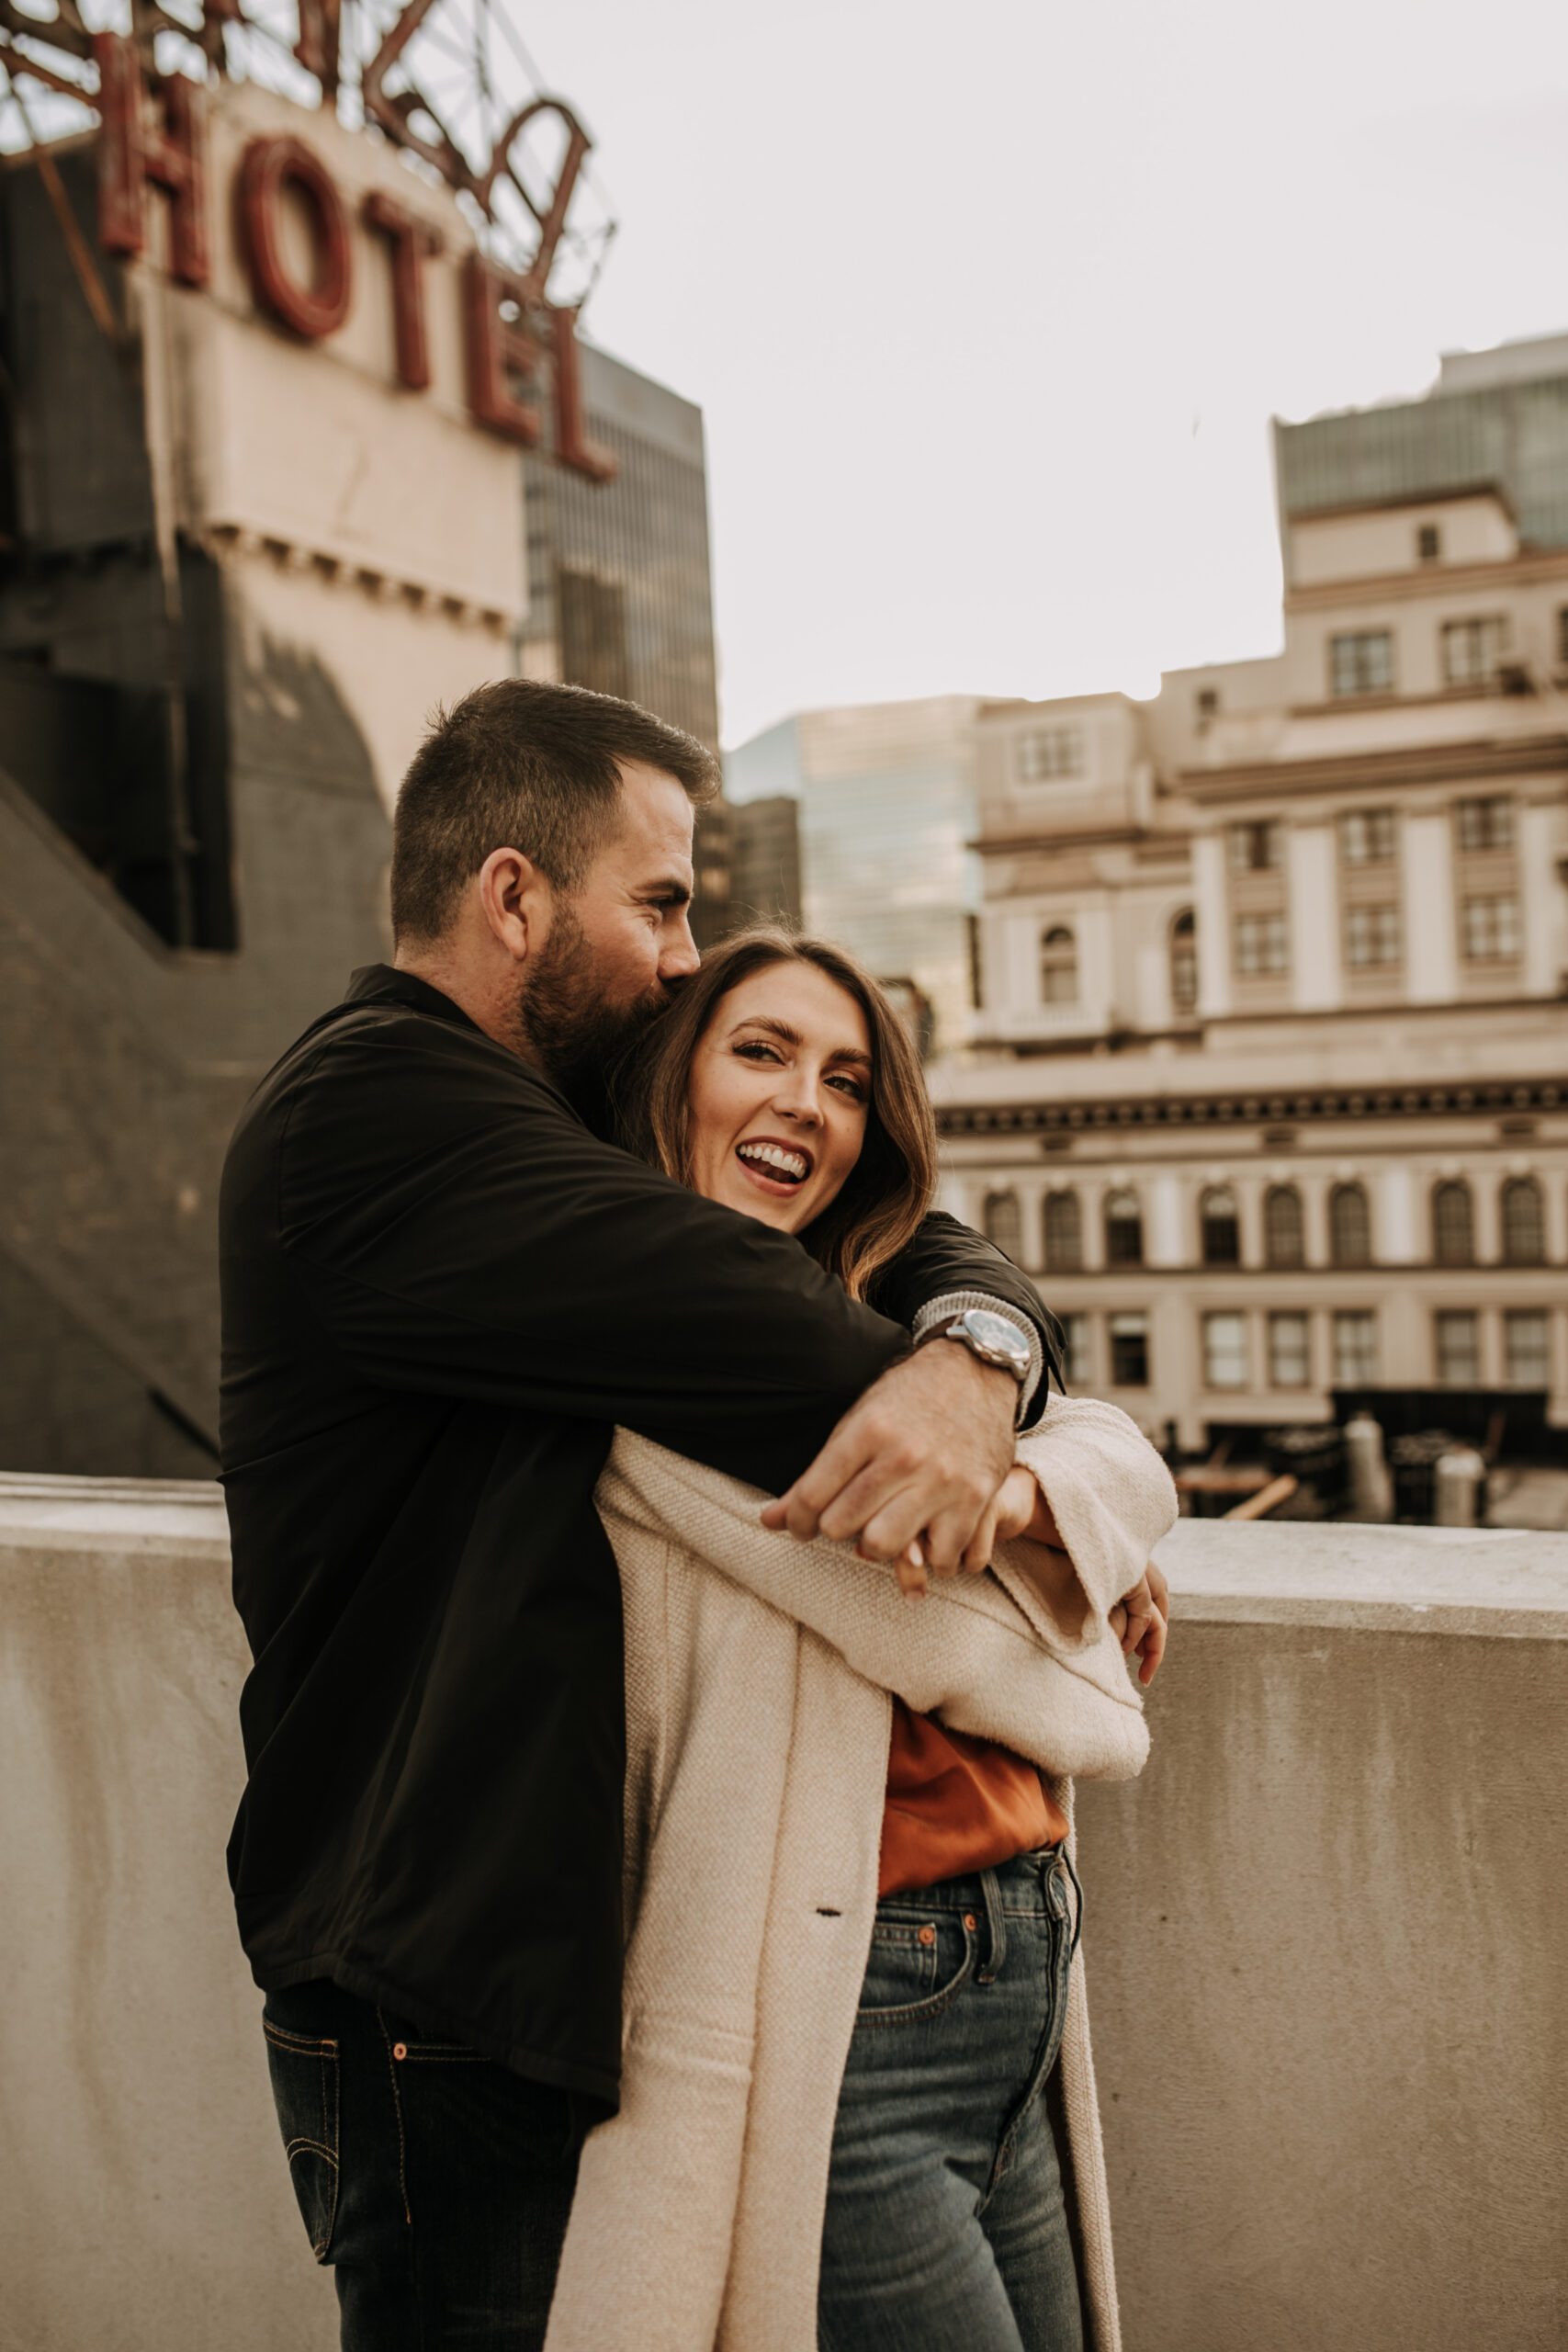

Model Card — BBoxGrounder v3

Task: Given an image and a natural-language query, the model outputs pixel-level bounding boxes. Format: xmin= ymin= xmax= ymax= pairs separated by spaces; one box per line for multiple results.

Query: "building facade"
xmin=935 ymin=334 xmax=1568 ymax=1449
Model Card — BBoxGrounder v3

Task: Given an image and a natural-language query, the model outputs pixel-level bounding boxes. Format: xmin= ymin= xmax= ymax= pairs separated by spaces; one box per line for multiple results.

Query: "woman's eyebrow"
xmin=729 ymin=1016 xmax=871 ymax=1068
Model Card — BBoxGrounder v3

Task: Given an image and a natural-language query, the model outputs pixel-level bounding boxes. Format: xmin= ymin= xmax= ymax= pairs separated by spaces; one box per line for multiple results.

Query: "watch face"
xmin=961 ymin=1311 xmax=1032 ymax=1372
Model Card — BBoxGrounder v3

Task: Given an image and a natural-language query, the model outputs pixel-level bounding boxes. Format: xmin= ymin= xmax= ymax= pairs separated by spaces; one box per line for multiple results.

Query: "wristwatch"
xmin=931 ymin=1307 xmax=1033 ymax=1386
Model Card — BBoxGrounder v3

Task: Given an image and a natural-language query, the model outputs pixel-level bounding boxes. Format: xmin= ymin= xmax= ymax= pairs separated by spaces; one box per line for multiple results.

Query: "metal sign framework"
xmin=0 ymin=0 xmax=615 ymax=308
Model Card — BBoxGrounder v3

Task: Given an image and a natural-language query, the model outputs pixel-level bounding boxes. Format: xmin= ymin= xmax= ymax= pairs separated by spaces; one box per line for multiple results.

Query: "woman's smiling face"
xmin=684 ymin=961 xmax=873 ymax=1235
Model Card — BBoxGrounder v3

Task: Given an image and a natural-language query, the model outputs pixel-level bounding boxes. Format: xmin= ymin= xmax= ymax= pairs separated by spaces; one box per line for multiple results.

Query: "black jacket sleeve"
xmin=248 ymin=1007 xmax=1053 ymax=1490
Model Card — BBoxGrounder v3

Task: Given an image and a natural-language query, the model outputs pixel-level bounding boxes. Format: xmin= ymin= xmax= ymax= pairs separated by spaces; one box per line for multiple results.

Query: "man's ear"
xmin=476 ymin=847 xmax=550 ymax=966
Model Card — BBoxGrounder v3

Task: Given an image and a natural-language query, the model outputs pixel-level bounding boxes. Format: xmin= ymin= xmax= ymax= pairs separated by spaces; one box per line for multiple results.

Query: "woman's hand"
xmin=1109 ymin=1561 xmax=1170 ymax=1687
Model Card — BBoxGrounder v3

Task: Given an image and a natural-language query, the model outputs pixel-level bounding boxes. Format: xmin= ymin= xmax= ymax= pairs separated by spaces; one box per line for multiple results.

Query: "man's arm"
xmin=251 ymin=1016 xmax=1022 ymax=1561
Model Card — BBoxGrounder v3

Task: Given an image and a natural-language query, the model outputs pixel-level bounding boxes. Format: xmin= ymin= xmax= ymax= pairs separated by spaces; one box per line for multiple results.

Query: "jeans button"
xmin=918 ymin=1925 xmax=936 ymax=1948
xmin=964 ymin=1913 xmax=978 ymax=1931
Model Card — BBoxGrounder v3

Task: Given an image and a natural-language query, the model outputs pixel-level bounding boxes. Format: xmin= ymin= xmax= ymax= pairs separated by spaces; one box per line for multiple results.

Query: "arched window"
xmin=983 ymin=1188 xmax=1022 ymax=1261
xmin=1043 ymin=1190 xmax=1082 ymax=1272
xmin=1169 ymin=909 xmax=1198 ymax=1013
xmin=1264 ymin=1184 xmax=1304 ymax=1269
xmin=1040 ymin=925 xmax=1078 ymax=1005
xmin=1431 ymin=1180 xmax=1473 ymax=1267
xmin=1104 ymin=1187 xmax=1144 ymax=1267
xmin=1329 ymin=1182 xmax=1371 ymax=1268
xmin=1501 ymin=1177 xmax=1545 ymax=1266
xmin=1200 ymin=1184 xmax=1240 ymax=1266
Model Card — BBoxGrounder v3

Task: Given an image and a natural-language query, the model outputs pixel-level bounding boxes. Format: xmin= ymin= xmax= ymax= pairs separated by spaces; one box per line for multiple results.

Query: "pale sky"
xmin=518 ymin=0 xmax=1568 ymax=749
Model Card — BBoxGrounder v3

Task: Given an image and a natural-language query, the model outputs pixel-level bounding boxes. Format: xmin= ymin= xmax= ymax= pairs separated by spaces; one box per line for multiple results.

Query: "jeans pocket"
xmin=856 ymin=1915 xmax=974 ymax=2027
xmin=263 ymin=2017 xmax=341 ymax=2262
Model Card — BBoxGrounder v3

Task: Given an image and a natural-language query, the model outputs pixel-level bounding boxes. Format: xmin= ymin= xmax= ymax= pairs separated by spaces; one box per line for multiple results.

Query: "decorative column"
xmin=1379 ymin=1163 xmax=1417 ymax=1264
xmin=1402 ymin=807 xmax=1457 ymax=1003
xmin=1146 ymin=1172 xmax=1186 ymax=1267
xmin=1287 ymin=822 xmax=1341 ymax=1010
xmin=1192 ymin=831 xmax=1231 ymax=1017
xmin=1518 ymin=794 xmax=1565 ymax=998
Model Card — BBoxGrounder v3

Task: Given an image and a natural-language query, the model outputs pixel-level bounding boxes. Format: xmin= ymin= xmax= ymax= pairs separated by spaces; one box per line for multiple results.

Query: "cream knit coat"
xmin=544 ymin=1393 xmax=1179 ymax=2352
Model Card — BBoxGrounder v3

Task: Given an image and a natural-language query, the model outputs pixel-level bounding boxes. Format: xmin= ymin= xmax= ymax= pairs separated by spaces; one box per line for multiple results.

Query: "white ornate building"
xmin=932 ymin=334 xmax=1568 ymax=1451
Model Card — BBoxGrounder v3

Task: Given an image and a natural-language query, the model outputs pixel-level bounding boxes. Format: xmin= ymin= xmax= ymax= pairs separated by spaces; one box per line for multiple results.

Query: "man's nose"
xmin=659 ymin=915 xmax=701 ymax=981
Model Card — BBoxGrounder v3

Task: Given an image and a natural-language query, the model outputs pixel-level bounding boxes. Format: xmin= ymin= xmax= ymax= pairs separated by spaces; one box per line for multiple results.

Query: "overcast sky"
xmin=517 ymin=0 xmax=1568 ymax=748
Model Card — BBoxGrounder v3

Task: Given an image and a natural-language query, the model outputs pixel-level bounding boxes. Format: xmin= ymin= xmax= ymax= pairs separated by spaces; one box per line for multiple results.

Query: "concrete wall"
xmin=1 ymin=1482 xmax=1564 ymax=2349
xmin=0 ymin=1476 xmax=337 ymax=2352
xmin=1077 ymin=1517 xmax=1568 ymax=2352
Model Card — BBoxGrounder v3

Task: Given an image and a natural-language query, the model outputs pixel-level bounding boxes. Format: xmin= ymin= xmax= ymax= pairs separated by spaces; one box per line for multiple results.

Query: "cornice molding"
xmin=936 ymin=1075 xmax=1563 ymax=1139
xmin=1178 ymin=731 xmax=1568 ymax=803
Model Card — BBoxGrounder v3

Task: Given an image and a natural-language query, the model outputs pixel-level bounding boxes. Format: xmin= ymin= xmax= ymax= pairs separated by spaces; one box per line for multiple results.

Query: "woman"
xmin=544 ymin=930 xmax=1176 ymax=2352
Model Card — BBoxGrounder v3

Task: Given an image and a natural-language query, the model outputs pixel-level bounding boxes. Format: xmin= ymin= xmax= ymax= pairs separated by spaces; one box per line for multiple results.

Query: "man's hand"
xmin=759 ymin=1341 xmax=1018 ymax=1587
xmin=1109 ymin=1560 xmax=1170 ymax=1687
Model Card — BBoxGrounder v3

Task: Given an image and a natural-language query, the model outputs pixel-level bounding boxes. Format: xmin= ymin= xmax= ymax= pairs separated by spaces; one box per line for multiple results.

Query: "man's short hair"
xmin=390 ymin=678 xmax=720 ymax=944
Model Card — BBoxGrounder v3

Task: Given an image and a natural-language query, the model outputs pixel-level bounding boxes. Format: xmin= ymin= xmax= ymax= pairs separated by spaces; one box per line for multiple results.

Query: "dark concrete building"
xmin=520 ymin=343 xmax=736 ymax=944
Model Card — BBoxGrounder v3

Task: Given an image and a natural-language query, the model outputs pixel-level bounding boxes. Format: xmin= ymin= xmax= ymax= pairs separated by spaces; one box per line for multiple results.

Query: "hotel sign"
xmin=12 ymin=3 xmax=615 ymax=482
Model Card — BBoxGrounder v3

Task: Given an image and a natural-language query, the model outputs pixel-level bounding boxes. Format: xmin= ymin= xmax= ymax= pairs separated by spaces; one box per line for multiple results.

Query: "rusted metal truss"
xmin=0 ymin=0 xmax=613 ymax=306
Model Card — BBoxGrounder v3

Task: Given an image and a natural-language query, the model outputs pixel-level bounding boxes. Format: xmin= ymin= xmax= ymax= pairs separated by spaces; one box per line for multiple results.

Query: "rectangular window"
xmin=1226 ymin=820 xmax=1280 ymax=873
xmin=1061 ymin=1312 xmax=1092 ymax=1386
xmin=1417 ymin=523 xmax=1441 ymax=562
xmin=1504 ymin=1309 xmax=1551 ymax=1388
xmin=1344 ymin=904 xmax=1401 ymax=968
xmin=1201 ymin=1311 xmax=1247 ymax=1390
xmin=1268 ymin=1311 xmax=1311 ymax=1389
xmin=1339 ymin=808 xmax=1395 ymax=865
xmin=1441 ymin=616 xmax=1508 ymax=687
xmin=1332 ymin=1309 xmax=1377 ymax=1387
xmin=1558 ymin=607 xmax=1568 ymax=669
xmin=1016 ymin=726 xmax=1084 ymax=784
xmin=1455 ymin=796 xmax=1514 ymax=854
xmin=1108 ymin=1312 xmax=1149 ymax=1388
xmin=1435 ymin=1309 xmax=1480 ymax=1387
xmin=1235 ymin=911 xmax=1289 ymax=977
xmin=1329 ymin=631 xmax=1393 ymax=698
xmin=1196 ymin=686 xmax=1219 ymax=721
xmin=1461 ymin=895 xmax=1522 ymax=962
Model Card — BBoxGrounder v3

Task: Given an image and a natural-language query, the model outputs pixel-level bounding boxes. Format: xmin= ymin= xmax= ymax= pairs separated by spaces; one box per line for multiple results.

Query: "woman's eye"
xmin=828 ymin=1074 xmax=867 ymax=1102
xmin=734 ymin=1039 xmax=780 ymax=1064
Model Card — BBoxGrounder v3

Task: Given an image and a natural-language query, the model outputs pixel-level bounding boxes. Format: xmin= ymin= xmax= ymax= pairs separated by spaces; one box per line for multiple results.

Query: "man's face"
xmin=517 ymin=762 xmax=699 ymax=1116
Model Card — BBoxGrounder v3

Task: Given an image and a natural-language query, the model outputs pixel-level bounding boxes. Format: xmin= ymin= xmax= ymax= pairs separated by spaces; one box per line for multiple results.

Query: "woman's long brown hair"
xmin=615 ymin=927 xmax=937 ymax=1301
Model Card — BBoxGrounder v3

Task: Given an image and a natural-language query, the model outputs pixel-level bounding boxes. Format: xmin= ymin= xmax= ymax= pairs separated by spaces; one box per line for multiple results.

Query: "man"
xmin=221 ymin=678 xmax=1067 ymax=2346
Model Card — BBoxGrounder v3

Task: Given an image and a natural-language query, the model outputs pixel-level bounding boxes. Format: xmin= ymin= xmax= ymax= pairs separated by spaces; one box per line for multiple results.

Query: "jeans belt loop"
xmin=976 ymin=1866 xmax=1007 ymax=1984
xmin=1061 ymin=1842 xmax=1085 ymax=1962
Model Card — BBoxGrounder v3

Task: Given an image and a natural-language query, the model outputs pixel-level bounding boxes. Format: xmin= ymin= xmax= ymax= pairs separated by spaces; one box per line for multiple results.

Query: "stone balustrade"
xmin=2 ymin=1477 xmax=1563 ymax=2350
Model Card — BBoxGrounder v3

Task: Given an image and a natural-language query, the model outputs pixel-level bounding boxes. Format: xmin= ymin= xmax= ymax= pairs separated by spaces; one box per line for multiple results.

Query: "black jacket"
xmin=220 ymin=965 xmax=1055 ymax=2107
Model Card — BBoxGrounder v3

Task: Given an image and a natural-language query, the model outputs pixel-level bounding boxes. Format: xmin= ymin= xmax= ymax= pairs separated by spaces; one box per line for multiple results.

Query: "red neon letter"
xmin=550 ymin=304 xmax=616 ymax=483
xmin=364 ymin=192 xmax=441 ymax=391
xmin=94 ymin=33 xmax=210 ymax=288
xmin=239 ymin=136 xmax=352 ymax=341
xmin=464 ymin=254 xmax=542 ymax=446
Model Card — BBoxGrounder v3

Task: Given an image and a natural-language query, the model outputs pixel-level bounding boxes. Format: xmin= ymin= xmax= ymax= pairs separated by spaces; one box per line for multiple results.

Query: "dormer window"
xmin=1330 ymin=631 xmax=1393 ymax=697
xmin=1196 ymin=687 xmax=1219 ymax=722
xmin=1442 ymin=616 xmax=1508 ymax=688
xmin=1016 ymin=726 xmax=1084 ymax=784
xmin=1416 ymin=523 xmax=1441 ymax=561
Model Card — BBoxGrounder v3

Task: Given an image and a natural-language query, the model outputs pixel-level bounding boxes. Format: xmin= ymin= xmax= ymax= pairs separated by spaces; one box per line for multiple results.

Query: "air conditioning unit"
xmin=1495 ymin=658 xmax=1535 ymax=695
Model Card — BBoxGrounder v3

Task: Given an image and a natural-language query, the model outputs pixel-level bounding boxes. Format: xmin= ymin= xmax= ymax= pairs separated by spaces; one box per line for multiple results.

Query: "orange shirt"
xmin=878 ymin=1698 xmax=1069 ymax=1898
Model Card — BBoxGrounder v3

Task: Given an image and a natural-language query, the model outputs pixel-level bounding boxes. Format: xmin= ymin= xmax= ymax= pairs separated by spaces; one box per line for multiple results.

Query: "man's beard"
xmin=513 ymin=903 xmax=671 ymax=1133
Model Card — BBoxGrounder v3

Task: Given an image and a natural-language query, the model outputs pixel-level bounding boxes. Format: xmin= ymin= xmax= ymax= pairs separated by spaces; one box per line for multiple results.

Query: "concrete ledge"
xmin=1156 ymin=1514 xmax=1568 ymax=1638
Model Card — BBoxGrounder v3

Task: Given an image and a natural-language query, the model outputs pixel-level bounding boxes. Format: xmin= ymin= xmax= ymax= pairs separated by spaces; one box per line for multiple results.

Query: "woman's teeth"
xmin=737 ymin=1141 xmax=808 ymax=1183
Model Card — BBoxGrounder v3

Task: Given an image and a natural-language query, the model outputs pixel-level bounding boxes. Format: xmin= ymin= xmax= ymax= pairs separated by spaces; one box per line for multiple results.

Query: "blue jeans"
xmin=818 ymin=1849 xmax=1083 ymax=2352
xmin=261 ymin=1980 xmax=587 ymax=2349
